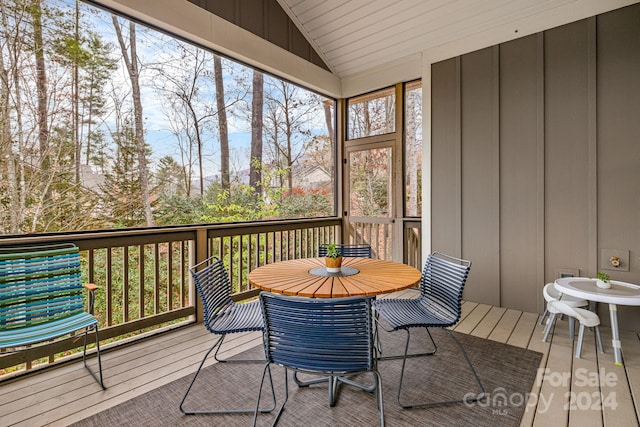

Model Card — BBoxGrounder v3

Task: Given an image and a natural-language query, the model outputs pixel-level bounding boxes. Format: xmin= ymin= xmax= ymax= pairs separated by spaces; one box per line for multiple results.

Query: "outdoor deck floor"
xmin=1 ymin=290 xmax=639 ymax=426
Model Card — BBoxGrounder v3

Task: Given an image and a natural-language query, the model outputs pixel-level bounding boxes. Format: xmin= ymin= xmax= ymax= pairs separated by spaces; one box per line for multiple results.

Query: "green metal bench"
xmin=0 ymin=243 xmax=105 ymax=388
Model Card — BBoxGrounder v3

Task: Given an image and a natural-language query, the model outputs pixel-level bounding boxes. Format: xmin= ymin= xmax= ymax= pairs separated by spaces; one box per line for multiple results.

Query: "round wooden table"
xmin=248 ymin=257 xmax=421 ymax=298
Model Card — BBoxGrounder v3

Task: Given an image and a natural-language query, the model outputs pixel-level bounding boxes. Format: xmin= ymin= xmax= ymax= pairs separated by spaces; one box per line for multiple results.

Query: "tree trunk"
xmin=112 ymin=17 xmax=155 ymax=226
xmin=1 ymin=4 xmax=27 ymax=233
xmin=0 ymin=26 xmax=17 ymax=233
xmin=73 ymin=1 xmax=80 ymax=185
xmin=323 ymin=100 xmax=334 ymax=144
xmin=30 ymin=0 xmax=49 ymax=168
xmin=249 ymin=70 xmax=263 ymax=201
xmin=213 ymin=55 xmax=229 ymax=192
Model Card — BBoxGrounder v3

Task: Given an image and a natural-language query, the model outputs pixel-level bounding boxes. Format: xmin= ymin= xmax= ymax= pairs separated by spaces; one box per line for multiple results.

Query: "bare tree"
xmin=213 ymin=54 xmax=229 ymax=192
xmin=150 ymin=42 xmax=248 ymax=198
xmin=264 ymin=80 xmax=317 ymax=192
xmin=1 ymin=1 xmax=30 ymax=233
xmin=151 ymin=45 xmax=213 ymax=196
xmin=30 ymin=0 xmax=49 ymax=167
xmin=323 ymin=99 xmax=334 ymax=144
xmin=112 ymin=16 xmax=154 ymax=226
xmin=249 ymin=69 xmax=263 ymax=200
xmin=73 ymin=1 xmax=80 ymax=184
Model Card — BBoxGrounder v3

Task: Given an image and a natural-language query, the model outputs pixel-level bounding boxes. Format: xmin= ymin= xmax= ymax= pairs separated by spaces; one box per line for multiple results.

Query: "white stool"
xmin=540 ymin=282 xmax=589 ymax=334
xmin=542 ymin=300 xmax=604 ymax=358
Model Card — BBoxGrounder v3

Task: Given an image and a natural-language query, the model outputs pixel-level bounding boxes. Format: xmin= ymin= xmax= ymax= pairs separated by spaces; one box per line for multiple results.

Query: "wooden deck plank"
xmin=2 ymin=327 xmax=261 ymax=426
xmin=567 ymin=323 xmax=603 ymax=427
xmin=1 ymin=327 xmax=212 ymax=425
xmin=598 ymin=327 xmax=638 ymax=427
xmin=0 ymin=323 xmax=204 ymax=405
xmin=0 ymin=324 xmax=209 ymax=410
xmin=620 ymin=330 xmax=640 ymax=423
xmin=519 ymin=315 xmax=551 ymax=427
xmin=507 ymin=312 xmax=539 ymax=349
xmin=488 ymin=308 xmax=522 ymax=343
xmin=51 ymin=330 xmax=263 ymax=427
xmin=470 ymin=306 xmax=507 ymax=338
xmin=457 ymin=300 xmax=478 ymax=325
xmin=454 ymin=303 xmax=491 ymax=334
xmin=531 ymin=318 xmax=574 ymax=427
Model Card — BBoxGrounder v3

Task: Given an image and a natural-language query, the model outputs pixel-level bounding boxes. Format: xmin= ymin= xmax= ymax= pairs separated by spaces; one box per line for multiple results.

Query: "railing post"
xmin=192 ymin=227 xmax=208 ymax=323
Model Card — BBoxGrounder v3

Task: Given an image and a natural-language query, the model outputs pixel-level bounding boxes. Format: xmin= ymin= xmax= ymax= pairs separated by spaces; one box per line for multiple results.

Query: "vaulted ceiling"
xmin=277 ymin=0 xmax=638 ymax=79
xmin=105 ymin=0 xmax=639 ymax=96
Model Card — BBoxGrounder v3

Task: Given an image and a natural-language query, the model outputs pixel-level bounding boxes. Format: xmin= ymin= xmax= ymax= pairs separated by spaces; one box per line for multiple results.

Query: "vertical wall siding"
xmin=544 ymin=19 xmax=592 ymax=291
xmin=597 ymin=6 xmax=640 ymax=326
xmin=431 ymin=3 xmax=640 ymax=326
xmin=498 ymin=34 xmax=542 ymax=311
xmin=431 ymin=59 xmax=461 ymax=258
xmin=460 ymin=47 xmax=501 ymax=305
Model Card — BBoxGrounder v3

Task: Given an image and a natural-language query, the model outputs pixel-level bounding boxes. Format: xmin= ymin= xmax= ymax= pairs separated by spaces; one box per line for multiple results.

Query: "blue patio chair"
xmin=253 ymin=292 xmax=384 ymax=426
xmin=372 ymin=251 xmax=485 ymax=408
xmin=290 ymin=242 xmax=373 ymax=388
xmin=179 ymin=256 xmax=275 ymax=415
xmin=319 ymin=243 xmax=372 ymax=258
xmin=0 ymin=243 xmax=105 ymax=389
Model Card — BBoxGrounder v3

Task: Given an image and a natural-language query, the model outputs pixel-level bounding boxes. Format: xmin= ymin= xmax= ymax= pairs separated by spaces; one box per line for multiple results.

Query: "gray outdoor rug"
xmin=72 ymin=327 xmax=542 ymax=427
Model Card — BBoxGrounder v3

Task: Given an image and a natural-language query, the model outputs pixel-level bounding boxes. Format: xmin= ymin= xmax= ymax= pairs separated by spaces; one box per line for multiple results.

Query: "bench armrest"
xmin=84 ymin=283 xmax=98 ymax=315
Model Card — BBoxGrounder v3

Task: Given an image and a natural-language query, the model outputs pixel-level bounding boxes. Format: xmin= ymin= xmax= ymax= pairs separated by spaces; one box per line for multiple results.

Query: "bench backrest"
xmin=0 ymin=244 xmax=84 ymax=330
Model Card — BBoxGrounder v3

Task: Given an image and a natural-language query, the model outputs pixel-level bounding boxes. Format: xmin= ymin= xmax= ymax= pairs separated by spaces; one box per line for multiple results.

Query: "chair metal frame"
xmin=0 ymin=243 xmax=105 ymax=389
xmin=253 ymin=292 xmax=384 ymax=426
xmin=318 ymin=243 xmax=372 ymax=258
xmin=180 ymin=256 xmax=275 ymax=415
xmin=372 ymin=251 xmax=485 ymax=408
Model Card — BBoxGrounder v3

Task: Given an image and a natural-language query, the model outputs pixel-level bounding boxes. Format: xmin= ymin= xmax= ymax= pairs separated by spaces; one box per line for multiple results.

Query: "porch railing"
xmin=347 ymin=218 xmax=422 ymax=269
xmin=0 ymin=218 xmax=341 ymax=379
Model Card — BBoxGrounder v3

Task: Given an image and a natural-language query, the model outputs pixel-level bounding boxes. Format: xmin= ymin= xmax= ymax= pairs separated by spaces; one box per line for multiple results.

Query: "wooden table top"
xmin=248 ymin=257 xmax=422 ymax=298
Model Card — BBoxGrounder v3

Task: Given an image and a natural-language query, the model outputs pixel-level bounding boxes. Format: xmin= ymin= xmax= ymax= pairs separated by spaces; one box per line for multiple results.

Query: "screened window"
xmin=404 ymin=80 xmax=422 ymax=217
xmin=0 ymin=0 xmax=336 ymax=235
xmin=347 ymin=87 xmax=395 ymax=140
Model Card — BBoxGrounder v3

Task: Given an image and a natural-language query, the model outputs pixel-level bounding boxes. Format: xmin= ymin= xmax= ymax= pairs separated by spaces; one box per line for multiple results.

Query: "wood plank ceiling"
xmin=276 ymin=0 xmax=632 ymax=78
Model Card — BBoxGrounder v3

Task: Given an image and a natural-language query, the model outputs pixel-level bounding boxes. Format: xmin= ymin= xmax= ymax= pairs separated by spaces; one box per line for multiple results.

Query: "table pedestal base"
xmin=292 ymin=370 xmax=376 ymax=401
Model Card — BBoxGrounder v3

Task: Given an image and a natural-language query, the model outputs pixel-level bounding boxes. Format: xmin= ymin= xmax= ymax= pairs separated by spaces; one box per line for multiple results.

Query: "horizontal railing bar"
xmin=206 ymin=218 xmax=341 ymax=238
xmin=347 ymin=216 xmax=394 ymax=225
xmin=97 ymin=307 xmax=194 ymax=341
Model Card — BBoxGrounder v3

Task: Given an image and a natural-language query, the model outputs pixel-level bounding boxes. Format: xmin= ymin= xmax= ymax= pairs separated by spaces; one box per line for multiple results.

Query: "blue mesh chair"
xmin=180 ymin=256 xmax=275 ymax=415
xmin=291 ymin=242 xmax=372 ymax=388
xmin=372 ymin=251 xmax=485 ymax=408
xmin=319 ymin=243 xmax=372 ymax=258
xmin=253 ymin=292 xmax=384 ymax=426
xmin=0 ymin=244 xmax=105 ymax=389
